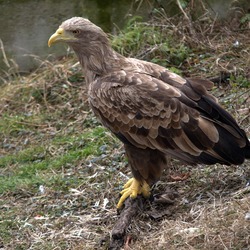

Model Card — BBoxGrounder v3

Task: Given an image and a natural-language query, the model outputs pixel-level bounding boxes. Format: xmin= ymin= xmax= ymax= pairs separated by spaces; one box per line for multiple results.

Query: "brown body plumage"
xmin=48 ymin=17 xmax=250 ymax=207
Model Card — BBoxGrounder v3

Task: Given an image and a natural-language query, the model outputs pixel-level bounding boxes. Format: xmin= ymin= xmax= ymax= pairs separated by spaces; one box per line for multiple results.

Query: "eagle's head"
xmin=48 ymin=17 xmax=108 ymax=48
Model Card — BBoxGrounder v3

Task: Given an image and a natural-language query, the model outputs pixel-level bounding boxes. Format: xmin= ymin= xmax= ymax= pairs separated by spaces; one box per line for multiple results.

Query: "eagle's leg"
xmin=116 ymin=178 xmax=150 ymax=209
xmin=116 ymin=145 xmax=167 ymax=208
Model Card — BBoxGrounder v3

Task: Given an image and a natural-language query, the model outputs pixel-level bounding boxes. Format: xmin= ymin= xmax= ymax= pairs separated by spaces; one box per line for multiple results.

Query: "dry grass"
xmin=138 ymin=197 xmax=250 ymax=249
xmin=0 ymin=4 xmax=250 ymax=250
xmin=128 ymin=163 xmax=250 ymax=249
xmin=1 ymin=163 xmax=250 ymax=249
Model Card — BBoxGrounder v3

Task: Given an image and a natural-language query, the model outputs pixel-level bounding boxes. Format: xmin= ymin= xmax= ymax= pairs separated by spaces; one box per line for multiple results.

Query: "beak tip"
xmin=48 ymin=36 xmax=54 ymax=47
xmin=48 ymin=28 xmax=65 ymax=48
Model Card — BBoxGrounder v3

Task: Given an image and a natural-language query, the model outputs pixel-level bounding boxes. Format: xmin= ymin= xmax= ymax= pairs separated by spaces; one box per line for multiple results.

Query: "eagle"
xmin=48 ymin=17 xmax=250 ymax=208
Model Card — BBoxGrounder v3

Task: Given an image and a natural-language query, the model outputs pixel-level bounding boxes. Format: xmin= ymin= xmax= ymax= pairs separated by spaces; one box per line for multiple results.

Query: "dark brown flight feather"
xmin=49 ymin=17 xmax=250 ymax=188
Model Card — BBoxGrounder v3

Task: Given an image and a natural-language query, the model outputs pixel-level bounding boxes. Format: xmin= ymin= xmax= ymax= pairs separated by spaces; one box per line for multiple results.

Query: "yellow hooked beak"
xmin=48 ymin=27 xmax=76 ymax=47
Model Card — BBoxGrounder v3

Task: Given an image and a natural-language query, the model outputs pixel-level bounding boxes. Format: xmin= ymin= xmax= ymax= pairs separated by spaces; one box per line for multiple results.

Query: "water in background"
xmin=0 ymin=0 xmax=248 ymax=74
xmin=0 ymin=0 xmax=151 ymax=74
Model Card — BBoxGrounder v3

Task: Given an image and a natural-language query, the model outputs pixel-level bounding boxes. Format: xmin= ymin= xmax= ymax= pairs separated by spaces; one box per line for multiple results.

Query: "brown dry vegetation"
xmin=0 ymin=4 xmax=250 ymax=250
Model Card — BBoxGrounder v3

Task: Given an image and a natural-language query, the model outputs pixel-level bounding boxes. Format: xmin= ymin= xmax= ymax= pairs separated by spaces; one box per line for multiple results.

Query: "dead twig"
xmin=0 ymin=39 xmax=10 ymax=68
xmin=109 ymin=196 xmax=144 ymax=250
xmin=176 ymin=0 xmax=197 ymax=40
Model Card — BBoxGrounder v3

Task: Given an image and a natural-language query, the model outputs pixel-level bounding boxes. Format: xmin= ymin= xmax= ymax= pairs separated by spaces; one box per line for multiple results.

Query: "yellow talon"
xmin=116 ymin=178 xmax=151 ymax=209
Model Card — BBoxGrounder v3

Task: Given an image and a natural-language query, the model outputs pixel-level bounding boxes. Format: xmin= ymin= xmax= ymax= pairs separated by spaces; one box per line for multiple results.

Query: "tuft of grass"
xmin=0 ymin=125 xmax=116 ymax=194
xmin=112 ymin=16 xmax=191 ymax=68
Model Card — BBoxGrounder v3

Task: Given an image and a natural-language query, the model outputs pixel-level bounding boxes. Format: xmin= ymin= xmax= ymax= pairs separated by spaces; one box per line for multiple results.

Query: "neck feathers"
xmin=71 ymin=40 xmax=125 ymax=84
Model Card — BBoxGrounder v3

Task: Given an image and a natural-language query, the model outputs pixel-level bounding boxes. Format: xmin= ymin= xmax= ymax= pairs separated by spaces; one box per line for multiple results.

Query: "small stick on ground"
xmin=176 ymin=0 xmax=197 ymax=40
xmin=109 ymin=196 xmax=144 ymax=250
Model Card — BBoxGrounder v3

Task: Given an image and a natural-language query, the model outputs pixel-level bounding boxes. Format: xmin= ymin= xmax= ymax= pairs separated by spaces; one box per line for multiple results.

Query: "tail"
xmin=196 ymin=134 xmax=250 ymax=166
xmin=199 ymin=95 xmax=250 ymax=165
xmin=211 ymin=126 xmax=250 ymax=165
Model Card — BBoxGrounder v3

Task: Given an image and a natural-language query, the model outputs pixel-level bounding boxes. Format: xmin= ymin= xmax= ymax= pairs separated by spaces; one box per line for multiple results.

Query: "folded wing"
xmin=89 ymin=66 xmax=249 ymax=166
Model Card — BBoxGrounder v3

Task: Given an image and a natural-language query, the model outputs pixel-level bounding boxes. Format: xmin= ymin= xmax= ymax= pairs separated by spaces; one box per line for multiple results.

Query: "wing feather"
xmin=89 ymin=64 xmax=248 ymax=166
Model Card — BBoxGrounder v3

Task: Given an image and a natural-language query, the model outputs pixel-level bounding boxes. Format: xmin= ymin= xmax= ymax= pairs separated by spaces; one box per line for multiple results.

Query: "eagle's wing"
xmin=89 ymin=68 xmax=247 ymax=166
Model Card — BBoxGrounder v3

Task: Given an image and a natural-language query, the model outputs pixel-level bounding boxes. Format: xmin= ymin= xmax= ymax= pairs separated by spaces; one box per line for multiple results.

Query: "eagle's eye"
xmin=72 ymin=30 xmax=80 ymax=34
